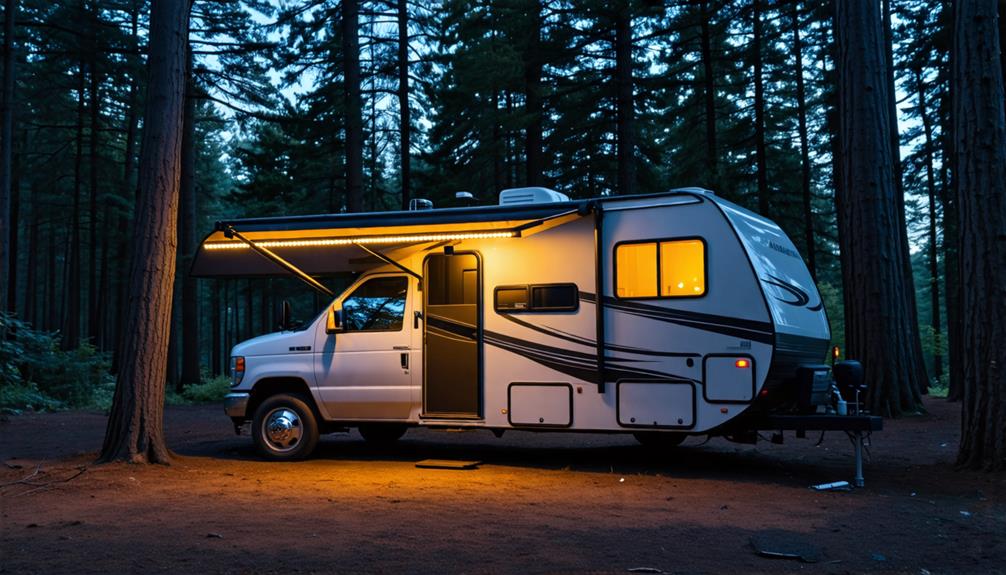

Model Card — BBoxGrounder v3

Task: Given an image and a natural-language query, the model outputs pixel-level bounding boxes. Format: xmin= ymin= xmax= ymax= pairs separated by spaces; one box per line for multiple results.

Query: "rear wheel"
xmin=252 ymin=394 xmax=320 ymax=460
xmin=633 ymin=431 xmax=687 ymax=449
xmin=358 ymin=423 xmax=408 ymax=443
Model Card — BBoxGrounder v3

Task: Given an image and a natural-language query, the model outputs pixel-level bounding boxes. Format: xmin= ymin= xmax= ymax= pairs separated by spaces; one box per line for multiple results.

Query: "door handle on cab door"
xmin=400 ymin=352 xmax=409 ymax=369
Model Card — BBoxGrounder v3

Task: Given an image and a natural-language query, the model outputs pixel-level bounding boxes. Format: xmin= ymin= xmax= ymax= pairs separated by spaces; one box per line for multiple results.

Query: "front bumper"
xmin=224 ymin=392 xmax=251 ymax=419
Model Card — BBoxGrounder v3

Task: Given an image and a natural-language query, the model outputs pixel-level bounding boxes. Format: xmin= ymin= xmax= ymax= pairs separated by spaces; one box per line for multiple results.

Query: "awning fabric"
xmin=190 ymin=201 xmax=589 ymax=279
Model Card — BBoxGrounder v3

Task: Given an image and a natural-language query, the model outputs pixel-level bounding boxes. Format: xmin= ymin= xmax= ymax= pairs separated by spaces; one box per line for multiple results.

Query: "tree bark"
xmin=700 ymin=0 xmax=717 ymax=187
xmin=179 ymin=46 xmax=200 ymax=386
xmin=396 ymin=0 xmax=410 ymax=209
xmin=915 ymin=66 xmax=943 ymax=380
xmin=833 ymin=0 xmax=927 ymax=417
xmin=211 ymin=279 xmax=222 ymax=377
xmin=0 ymin=0 xmax=15 ymax=315
xmin=883 ymin=0 xmax=929 ymax=394
xmin=88 ymin=58 xmax=100 ymax=344
xmin=753 ymin=0 xmax=768 ymax=216
xmin=952 ymin=0 xmax=1006 ymax=471
xmin=791 ymin=0 xmax=816 ymax=279
xmin=113 ymin=2 xmax=141 ymax=372
xmin=342 ymin=0 xmax=363 ymax=213
xmin=614 ymin=3 xmax=635 ymax=196
xmin=63 ymin=51 xmax=85 ymax=351
xmin=524 ymin=0 xmax=544 ymax=187
xmin=99 ymin=0 xmax=190 ymax=464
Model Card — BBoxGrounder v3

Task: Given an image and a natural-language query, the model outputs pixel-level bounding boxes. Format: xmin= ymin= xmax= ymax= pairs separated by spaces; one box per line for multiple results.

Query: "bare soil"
xmin=1 ymin=398 xmax=1003 ymax=575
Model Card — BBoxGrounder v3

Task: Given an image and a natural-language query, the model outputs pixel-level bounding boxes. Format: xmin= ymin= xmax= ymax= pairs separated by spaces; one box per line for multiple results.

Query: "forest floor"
xmin=0 ymin=398 xmax=1003 ymax=575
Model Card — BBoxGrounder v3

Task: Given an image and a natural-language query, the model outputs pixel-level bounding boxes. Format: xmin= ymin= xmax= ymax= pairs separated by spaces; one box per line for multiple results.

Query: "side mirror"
xmin=276 ymin=300 xmax=293 ymax=331
xmin=325 ymin=305 xmax=343 ymax=334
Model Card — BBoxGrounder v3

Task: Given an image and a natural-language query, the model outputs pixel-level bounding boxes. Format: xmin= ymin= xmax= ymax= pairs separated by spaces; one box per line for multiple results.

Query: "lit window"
xmin=615 ymin=242 xmax=658 ymax=298
xmin=660 ymin=239 xmax=705 ymax=296
xmin=615 ymin=238 xmax=706 ymax=299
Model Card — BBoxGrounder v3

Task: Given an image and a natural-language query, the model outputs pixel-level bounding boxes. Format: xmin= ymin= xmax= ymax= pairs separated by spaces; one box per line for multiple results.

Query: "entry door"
xmin=314 ymin=275 xmax=413 ymax=420
xmin=423 ymin=253 xmax=481 ymax=418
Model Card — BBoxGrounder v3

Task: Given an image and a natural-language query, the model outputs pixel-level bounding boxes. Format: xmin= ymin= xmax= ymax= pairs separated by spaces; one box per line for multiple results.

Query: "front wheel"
xmin=252 ymin=394 xmax=320 ymax=460
xmin=633 ymin=431 xmax=687 ymax=449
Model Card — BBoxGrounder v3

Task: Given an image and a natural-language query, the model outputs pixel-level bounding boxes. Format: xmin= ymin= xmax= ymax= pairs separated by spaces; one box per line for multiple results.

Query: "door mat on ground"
xmin=414 ymin=459 xmax=482 ymax=470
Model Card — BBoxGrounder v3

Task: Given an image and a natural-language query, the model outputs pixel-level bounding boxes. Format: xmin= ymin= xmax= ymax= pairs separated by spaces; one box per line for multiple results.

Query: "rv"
xmin=192 ymin=188 xmax=880 ymax=484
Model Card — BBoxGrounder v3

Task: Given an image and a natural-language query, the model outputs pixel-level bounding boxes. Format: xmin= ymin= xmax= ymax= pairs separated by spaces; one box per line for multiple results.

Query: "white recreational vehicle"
xmin=192 ymin=188 xmax=880 ymax=484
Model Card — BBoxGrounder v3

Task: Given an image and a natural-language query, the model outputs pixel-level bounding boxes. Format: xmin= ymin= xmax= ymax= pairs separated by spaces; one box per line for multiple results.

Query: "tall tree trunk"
xmin=24 ymin=209 xmax=36 ymax=324
xmin=211 ymin=279 xmax=221 ymax=377
xmin=753 ymin=0 xmax=768 ymax=215
xmin=179 ymin=47 xmax=200 ymax=386
xmin=342 ymin=0 xmax=363 ymax=213
xmin=915 ymin=67 xmax=943 ymax=380
xmin=88 ymin=60 xmax=100 ymax=343
xmin=942 ymin=5 xmax=963 ymax=401
xmin=952 ymin=0 xmax=1006 ymax=471
xmin=0 ymin=0 xmax=15 ymax=315
xmin=883 ymin=0 xmax=929 ymax=394
xmin=6 ymin=128 xmax=18 ymax=314
xmin=791 ymin=0 xmax=816 ymax=279
xmin=396 ymin=0 xmax=411 ymax=209
xmin=614 ymin=3 xmax=635 ymax=196
xmin=113 ymin=3 xmax=141 ymax=373
xmin=64 ymin=55 xmax=86 ymax=350
xmin=100 ymin=0 xmax=190 ymax=464
xmin=45 ymin=218 xmax=56 ymax=331
xmin=700 ymin=1 xmax=717 ymax=186
xmin=524 ymin=0 xmax=544 ymax=187
xmin=833 ymin=0 xmax=927 ymax=417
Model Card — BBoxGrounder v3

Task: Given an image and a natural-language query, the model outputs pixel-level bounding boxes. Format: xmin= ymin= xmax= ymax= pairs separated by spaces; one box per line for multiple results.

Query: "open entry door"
xmin=423 ymin=253 xmax=481 ymax=418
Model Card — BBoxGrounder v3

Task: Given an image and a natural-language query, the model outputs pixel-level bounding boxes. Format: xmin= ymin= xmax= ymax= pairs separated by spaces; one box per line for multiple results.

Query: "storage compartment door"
xmin=508 ymin=384 xmax=572 ymax=427
xmin=617 ymin=382 xmax=695 ymax=429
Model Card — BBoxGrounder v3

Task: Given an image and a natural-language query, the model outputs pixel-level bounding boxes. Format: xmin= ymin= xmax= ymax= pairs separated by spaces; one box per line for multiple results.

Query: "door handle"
xmin=413 ymin=310 xmax=423 ymax=329
xmin=400 ymin=352 xmax=409 ymax=369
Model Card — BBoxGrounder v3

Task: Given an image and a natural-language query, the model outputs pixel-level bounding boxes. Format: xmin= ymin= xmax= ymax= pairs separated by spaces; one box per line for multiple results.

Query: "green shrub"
xmin=0 ymin=313 xmax=113 ymax=410
xmin=180 ymin=376 xmax=232 ymax=403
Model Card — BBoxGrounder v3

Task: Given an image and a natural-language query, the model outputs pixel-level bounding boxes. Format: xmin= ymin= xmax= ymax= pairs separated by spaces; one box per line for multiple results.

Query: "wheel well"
xmin=247 ymin=377 xmax=318 ymax=422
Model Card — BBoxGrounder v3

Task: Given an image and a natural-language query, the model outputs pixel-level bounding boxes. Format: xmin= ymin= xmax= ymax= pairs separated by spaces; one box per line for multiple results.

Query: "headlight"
xmin=230 ymin=356 xmax=245 ymax=387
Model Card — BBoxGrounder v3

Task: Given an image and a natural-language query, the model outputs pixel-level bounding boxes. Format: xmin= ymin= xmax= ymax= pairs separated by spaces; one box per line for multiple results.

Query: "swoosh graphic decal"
xmin=498 ymin=313 xmax=702 ymax=358
xmin=761 ymin=275 xmax=809 ymax=307
xmin=579 ymin=291 xmax=774 ymax=344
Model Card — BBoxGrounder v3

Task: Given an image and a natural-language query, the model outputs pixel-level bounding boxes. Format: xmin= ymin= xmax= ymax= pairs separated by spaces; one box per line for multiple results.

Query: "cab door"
xmin=314 ymin=274 xmax=414 ymax=420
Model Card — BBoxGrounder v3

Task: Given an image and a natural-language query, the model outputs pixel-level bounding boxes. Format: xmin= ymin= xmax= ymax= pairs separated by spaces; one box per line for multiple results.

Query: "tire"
xmin=252 ymin=393 xmax=320 ymax=460
xmin=358 ymin=423 xmax=408 ymax=444
xmin=633 ymin=431 xmax=687 ymax=449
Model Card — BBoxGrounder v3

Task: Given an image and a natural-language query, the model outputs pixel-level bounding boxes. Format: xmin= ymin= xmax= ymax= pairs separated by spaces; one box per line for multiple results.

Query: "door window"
xmin=341 ymin=276 xmax=408 ymax=332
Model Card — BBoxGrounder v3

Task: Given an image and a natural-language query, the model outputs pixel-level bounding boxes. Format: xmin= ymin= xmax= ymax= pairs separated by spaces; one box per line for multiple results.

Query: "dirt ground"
xmin=0 ymin=398 xmax=1003 ymax=575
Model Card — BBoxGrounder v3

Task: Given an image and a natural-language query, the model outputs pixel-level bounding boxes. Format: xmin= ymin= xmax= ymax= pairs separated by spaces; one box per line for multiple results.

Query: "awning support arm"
xmin=221 ymin=226 xmax=335 ymax=298
xmin=353 ymin=242 xmax=423 ymax=283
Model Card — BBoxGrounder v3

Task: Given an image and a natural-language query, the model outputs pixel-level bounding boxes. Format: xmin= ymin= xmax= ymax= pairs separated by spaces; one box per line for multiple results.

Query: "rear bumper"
xmin=224 ymin=392 xmax=251 ymax=419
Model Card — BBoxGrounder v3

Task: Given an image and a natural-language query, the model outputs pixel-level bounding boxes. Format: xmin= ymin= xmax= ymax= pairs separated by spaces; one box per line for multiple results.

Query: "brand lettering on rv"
xmin=768 ymin=240 xmax=799 ymax=259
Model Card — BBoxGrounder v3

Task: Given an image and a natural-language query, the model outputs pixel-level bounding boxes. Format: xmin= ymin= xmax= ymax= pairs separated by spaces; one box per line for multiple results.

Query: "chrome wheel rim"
xmin=262 ymin=407 xmax=303 ymax=452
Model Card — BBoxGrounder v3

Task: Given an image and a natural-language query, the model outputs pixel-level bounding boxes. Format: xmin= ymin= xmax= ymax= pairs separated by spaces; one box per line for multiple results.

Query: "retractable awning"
xmin=190 ymin=201 xmax=590 ymax=279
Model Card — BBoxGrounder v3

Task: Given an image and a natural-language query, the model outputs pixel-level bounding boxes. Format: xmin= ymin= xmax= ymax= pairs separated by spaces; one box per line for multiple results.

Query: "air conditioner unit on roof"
xmin=498 ymin=187 xmax=571 ymax=206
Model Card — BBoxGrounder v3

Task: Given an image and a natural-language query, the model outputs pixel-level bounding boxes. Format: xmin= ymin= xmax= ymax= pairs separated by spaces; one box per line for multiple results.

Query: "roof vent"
xmin=409 ymin=198 xmax=434 ymax=211
xmin=498 ymin=187 xmax=570 ymax=206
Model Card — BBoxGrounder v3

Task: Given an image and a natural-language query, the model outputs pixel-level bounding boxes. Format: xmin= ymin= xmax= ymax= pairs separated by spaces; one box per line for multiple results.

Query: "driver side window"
xmin=341 ymin=276 xmax=408 ymax=332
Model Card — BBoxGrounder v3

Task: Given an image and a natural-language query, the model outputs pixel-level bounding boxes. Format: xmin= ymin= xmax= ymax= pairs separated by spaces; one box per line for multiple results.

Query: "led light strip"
xmin=203 ymin=230 xmax=517 ymax=251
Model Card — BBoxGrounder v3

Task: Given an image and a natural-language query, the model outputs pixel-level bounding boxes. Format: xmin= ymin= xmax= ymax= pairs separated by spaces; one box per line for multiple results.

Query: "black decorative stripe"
xmin=483 ymin=329 xmax=694 ymax=384
xmin=498 ymin=313 xmax=701 ymax=358
xmin=580 ymin=291 xmax=774 ymax=344
xmin=426 ymin=315 xmax=477 ymax=341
